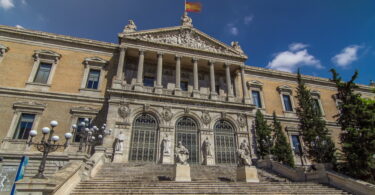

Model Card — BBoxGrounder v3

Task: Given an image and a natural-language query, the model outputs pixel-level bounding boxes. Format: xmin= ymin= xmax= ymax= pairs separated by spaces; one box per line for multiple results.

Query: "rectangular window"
xmin=291 ymin=135 xmax=302 ymax=155
xmin=181 ymin=81 xmax=188 ymax=91
xmin=74 ymin=117 xmax=91 ymax=142
xmin=252 ymin=90 xmax=262 ymax=108
xmin=312 ymin=99 xmax=322 ymax=115
xmin=283 ymin=94 xmax=293 ymax=111
xmin=143 ymin=76 xmax=154 ymax=87
xmin=33 ymin=63 xmax=52 ymax=84
xmin=13 ymin=113 xmax=35 ymax=139
xmin=86 ymin=69 xmax=101 ymax=89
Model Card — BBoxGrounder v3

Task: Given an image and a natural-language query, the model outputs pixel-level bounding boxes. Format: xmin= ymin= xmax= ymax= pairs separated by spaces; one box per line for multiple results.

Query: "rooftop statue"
xmin=181 ymin=12 xmax=193 ymax=27
xmin=231 ymin=41 xmax=244 ymax=53
xmin=123 ymin=20 xmax=137 ymax=33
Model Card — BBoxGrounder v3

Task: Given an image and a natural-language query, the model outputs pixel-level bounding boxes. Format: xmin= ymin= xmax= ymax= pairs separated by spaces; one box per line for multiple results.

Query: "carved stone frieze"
xmin=130 ymin=29 xmax=239 ymax=56
xmin=161 ymin=107 xmax=173 ymax=122
xmin=201 ymin=111 xmax=211 ymax=125
xmin=118 ymin=105 xmax=131 ymax=119
xmin=237 ymin=114 xmax=246 ymax=128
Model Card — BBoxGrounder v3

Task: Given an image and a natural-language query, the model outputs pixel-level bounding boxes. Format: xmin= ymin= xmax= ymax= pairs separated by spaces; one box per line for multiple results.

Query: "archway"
xmin=129 ymin=113 xmax=158 ymax=162
xmin=175 ymin=116 xmax=199 ymax=164
xmin=214 ymin=119 xmax=236 ymax=164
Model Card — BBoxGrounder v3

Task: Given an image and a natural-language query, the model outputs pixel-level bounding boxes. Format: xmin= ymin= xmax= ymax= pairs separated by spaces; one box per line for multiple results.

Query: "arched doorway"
xmin=129 ymin=113 xmax=158 ymax=162
xmin=175 ymin=116 xmax=199 ymax=164
xmin=214 ymin=120 xmax=236 ymax=164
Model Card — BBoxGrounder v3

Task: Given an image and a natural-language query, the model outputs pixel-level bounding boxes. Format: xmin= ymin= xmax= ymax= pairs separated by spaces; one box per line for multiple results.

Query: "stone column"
xmin=225 ymin=63 xmax=235 ymax=102
xmin=116 ymin=46 xmax=126 ymax=81
xmin=209 ymin=61 xmax=217 ymax=100
xmin=174 ymin=55 xmax=182 ymax=96
xmin=192 ymin=58 xmax=200 ymax=98
xmin=240 ymin=65 xmax=251 ymax=104
xmin=155 ymin=52 xmax=163 ymax=94
xmin=134 ymin=49 xmax=145 ymax=91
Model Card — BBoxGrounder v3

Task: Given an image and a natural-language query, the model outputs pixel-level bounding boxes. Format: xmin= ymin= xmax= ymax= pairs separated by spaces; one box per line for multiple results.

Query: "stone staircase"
xmin=71 ymin=163 xmax=350 ymax=194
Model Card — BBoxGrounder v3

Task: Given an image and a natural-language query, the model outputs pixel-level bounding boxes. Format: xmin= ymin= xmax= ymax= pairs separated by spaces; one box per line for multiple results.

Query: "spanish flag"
xmin=185 ymin=2 xmax=202 ymax=12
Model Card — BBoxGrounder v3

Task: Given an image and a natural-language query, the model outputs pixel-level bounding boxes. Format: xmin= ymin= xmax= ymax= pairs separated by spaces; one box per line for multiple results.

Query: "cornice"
xmin=244 ymin=65 xmax=374 ymax=93
xmin=0 ymin=87 xmax=105 ymax=104
xmin=0 ymin=25 xmax=118 ymax=52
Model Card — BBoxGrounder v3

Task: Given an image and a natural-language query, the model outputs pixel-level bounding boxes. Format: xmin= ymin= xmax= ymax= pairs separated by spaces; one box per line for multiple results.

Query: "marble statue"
xmin=202 ymin=137 xmax=212 ymax=158
xmin=123 ymin=20 xmax=137 ymax=33
xmin=161 ymin=134 xmax=171 ymax=155
xmin=181 ymin=12 xmax=193 ymax=27
xmin=115 ymin=131 xmax=125 ymax=152
xmin=237 ymin=140 xmax=252 ymax=166
xmin=175 ymin=141 xmax=189 ymax=165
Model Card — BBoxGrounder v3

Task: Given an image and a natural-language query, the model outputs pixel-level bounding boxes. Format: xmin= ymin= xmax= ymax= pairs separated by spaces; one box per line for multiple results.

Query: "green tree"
xmin=295 ymin=70 xmax=336 ymax=164
xmin=271 ymin=112 xmax=295 ymax=167
xmin=255 ymin=109 xmax=272 ymax=159
xmin=330 ymin=69 xmax=375 ymax=183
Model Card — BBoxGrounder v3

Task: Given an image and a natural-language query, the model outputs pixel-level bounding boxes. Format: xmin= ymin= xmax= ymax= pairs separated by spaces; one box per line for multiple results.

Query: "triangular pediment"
xmin=120 ymin=26 xmax=247 ymax=59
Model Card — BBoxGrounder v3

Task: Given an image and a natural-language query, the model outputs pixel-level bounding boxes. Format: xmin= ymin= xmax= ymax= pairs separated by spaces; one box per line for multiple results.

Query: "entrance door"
xmin=129 ymin=113 xmax=158 ymax=162
xmin=214 ymin=120 xmax=236 ymax=164
xmin=175 ymin=117 xmax=199 ymax=164
xmin=291 ymin=135 xmax=304 ymax=166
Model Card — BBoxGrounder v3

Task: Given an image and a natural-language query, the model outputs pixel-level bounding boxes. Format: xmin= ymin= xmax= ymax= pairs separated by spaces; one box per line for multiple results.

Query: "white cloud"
xmin=0 ymin=0 xmax=14 ymax=10
xmin=289 ymin=43 xmax=308 ymax=51
xmin=21 ymin=0 xmax=26 ymax=5
xmin=267 ymin=43 xmax=322 ymax=73
xmin=332 ymin=45 xmax=361 ymax=67
xmin=227 ymin=23 xmax=239 ymax=36
xmin=15 ymin=24 xmax=24 ymax=29
xmin=244 ymin=15 xmax=254 ymax=25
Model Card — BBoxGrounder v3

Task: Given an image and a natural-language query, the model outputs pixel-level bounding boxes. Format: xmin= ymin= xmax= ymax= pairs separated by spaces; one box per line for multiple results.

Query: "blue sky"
xmin=1 ymin=0 xmax=374 ymax=85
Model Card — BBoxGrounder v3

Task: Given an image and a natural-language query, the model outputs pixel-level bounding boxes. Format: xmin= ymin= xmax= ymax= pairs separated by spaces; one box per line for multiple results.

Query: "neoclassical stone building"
xmin=0 ymin=15 xmax=374 ymax=190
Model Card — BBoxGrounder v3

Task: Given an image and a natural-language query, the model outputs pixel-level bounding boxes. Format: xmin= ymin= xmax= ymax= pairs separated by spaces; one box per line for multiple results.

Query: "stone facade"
xmin=0 ymin=16 xmax=374 ymax=188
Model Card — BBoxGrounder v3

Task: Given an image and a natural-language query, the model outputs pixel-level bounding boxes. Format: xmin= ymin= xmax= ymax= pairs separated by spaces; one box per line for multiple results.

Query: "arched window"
xmin=175 ymin=116 xmax=199 ymax=164
xmin=214 ymin=120 xmax=236 ymax=164
xmin=129 ymin=113 xmax=158 ymax=162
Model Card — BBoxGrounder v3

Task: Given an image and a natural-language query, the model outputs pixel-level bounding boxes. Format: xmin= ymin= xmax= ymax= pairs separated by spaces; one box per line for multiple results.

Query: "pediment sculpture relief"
xmin=131 ymin=30 xmax=238 ymax=55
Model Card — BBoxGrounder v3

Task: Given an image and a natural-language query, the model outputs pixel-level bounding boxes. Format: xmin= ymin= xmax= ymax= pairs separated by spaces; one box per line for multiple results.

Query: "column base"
xmin=174 ymin=88 xmax=182 ymax=96
xmin=243 ymin=98 xmax=251 ymax=104
xmin=134 ymin=84 xmax=144 ymax=92
xmin=174 ymin=164 xmax=191 ymax=182
xmin=112 ymin=79 xmax=126 ymax=89
xmin=236 ymin=166 xmax=260 ymax=183
xmin=210 ymin=92 xmax=218 ymax=100
xmin=154 ymin=86 xmax=163 ymax=94
xmin=227 ymin=95 xmax=235 ymax=102
xmin=192 ymin=90 xmax=200 ymax=98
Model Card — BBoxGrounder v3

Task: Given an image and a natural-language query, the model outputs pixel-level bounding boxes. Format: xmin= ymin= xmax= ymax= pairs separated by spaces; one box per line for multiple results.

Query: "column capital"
xmin=208 ymin=60 xmax=215 ymax=65
xmin=240 ymin=64 xmax=246 ymax=70
xmin=139 ymin=49 xmax=145 ymax=54
xmin=224 ymin=63 xmax=231 ymax=68
xmin=157 ymin=52 xmax=164 ymax=56
xmin=192 ymin=58 xmax=198 ymax=63
xmin=175 ymin=55 xmax=182 ymax=59
xmin=119 ymin=44 xmax=127 ymax=50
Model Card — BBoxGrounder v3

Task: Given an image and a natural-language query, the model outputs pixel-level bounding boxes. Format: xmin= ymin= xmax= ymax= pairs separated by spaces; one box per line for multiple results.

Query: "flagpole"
xmin=184 ymin=0 xmax=187 ymax=15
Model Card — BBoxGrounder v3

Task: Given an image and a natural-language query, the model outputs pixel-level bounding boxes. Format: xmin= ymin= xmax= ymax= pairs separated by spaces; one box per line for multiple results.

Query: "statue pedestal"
xmin=174 ymin=164 xmax=191 ymax=182
xmin=203 ymin=156 xmax=214 ymax=165
xmin=161 ymin=154 xmax=172 ymax=164
xmin=113 ymin=151 xmax=124 ymax=163
xmin=236 ymin=166 xmax=259 ymax=183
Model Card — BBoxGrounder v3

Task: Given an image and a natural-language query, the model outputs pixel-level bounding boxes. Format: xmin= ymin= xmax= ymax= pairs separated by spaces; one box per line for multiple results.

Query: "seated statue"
xmin=175 ymin=141 xmax=189 ymax=165
xmin=237 ymin=140 xmax=252 ymax=166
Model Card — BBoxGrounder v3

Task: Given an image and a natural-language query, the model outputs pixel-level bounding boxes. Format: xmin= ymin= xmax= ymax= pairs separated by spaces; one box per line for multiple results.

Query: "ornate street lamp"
xmin=72 ymin=118 xmax=111 ymax=153
xmin=27 ymin=120 xmax=73 ymax=179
